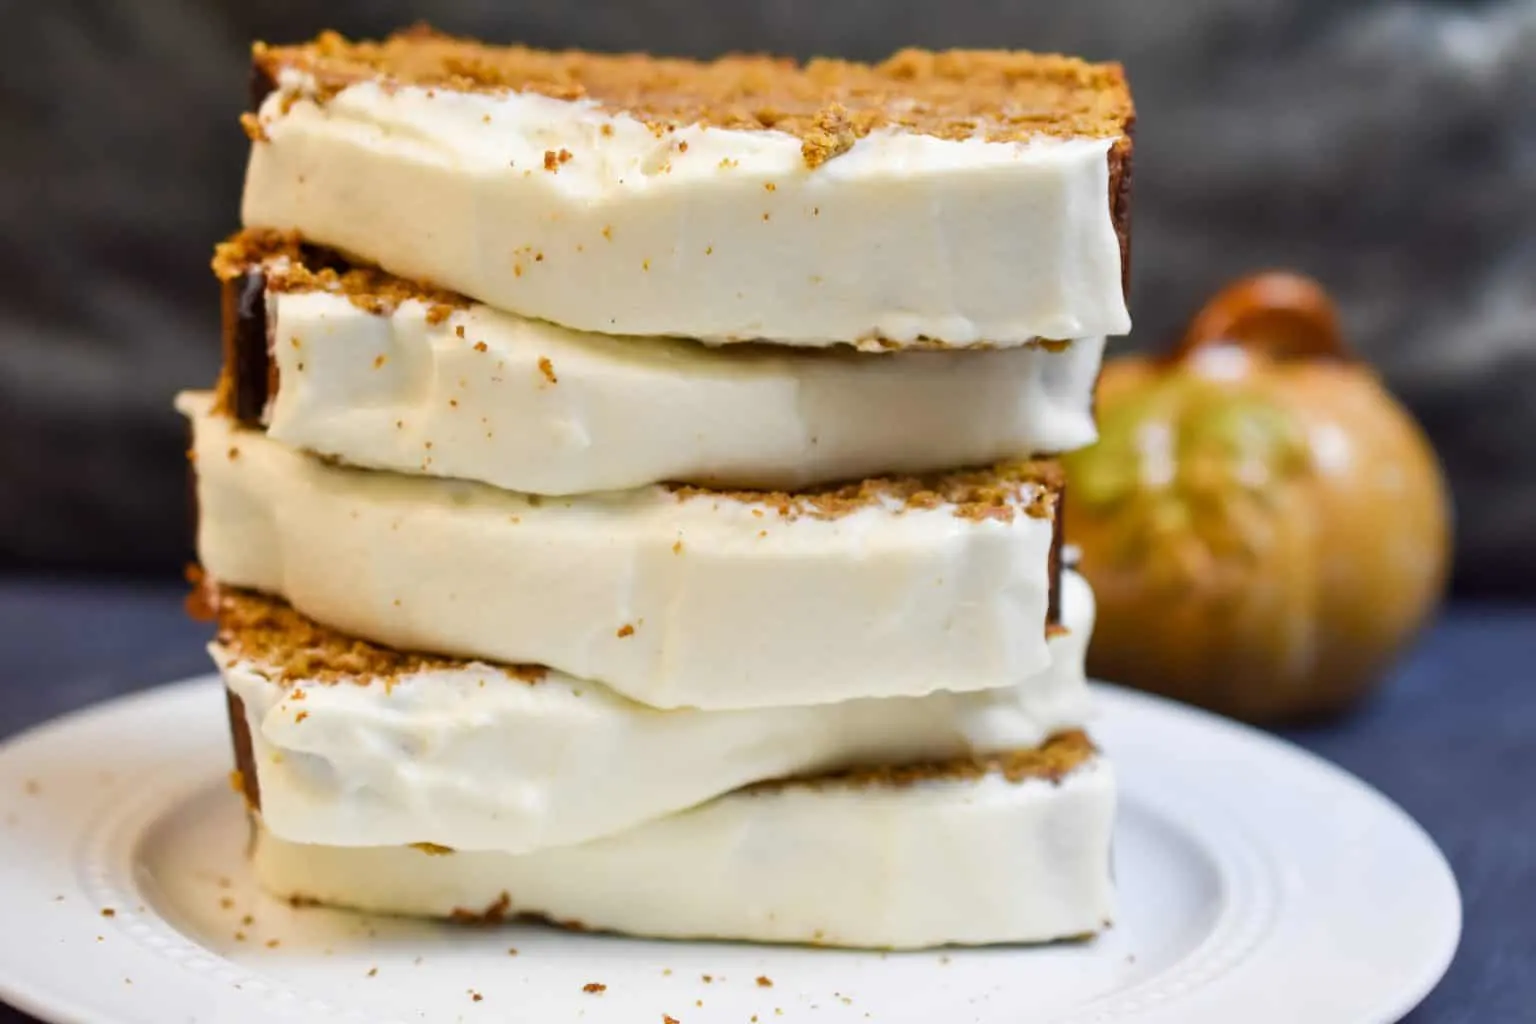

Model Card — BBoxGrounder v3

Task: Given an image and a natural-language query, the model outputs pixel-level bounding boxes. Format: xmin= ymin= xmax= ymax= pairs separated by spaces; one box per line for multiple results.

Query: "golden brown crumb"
xmin=213 ymin=588 xmax=546 ymax=687
xmin=184 ymin=563 xmax=219 ymax=621
xmin=664 ymin=1017 xmax=680 ymax=1024
xmin=100 ymin=908 xmax=116 ymax=918
xmin=757 ymin=976 xmax=773 ymax=988
xmin=410 ymin=842 xmax=455 ymax=855
xmin=670 ymin=460 xmax=1061 ymax=524
xmin=537 ymin=356 xmax=558 ymax=384
xmin=801 ymin=103 xmax=856 ymax=167
xmin=473 ymin=341 xmax=488 ymax=352
xmin=253 ymin=31 xmax=1132 ymax=168
xmin=239 ymin=112 xmax=268 ymax=142
xmin=367 ymin=967 xmax=378 ymax=977
xmin=470 ymin=991 xmax=483 ymax=1002
xmin=616 ymin=624 xmax=635 ymax=638
xmin=266 ymin=939 xmax=280 ymax=949
xmin=451 ymin=891 xmax=512 ymax=924
xmin=507 ymin=947 xmax=519 ymax=956
xmin=212 ymin=229 xmax=468 ymax=326
xmin=373 ymin=354 xmax=387 ymax=369
xmin=583 ymin=982 xmax=607 ymax=994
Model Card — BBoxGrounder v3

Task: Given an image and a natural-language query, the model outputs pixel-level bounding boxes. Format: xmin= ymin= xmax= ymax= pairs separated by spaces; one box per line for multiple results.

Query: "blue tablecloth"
xmin=0 ymin=578 xmax=1529 ymax=1023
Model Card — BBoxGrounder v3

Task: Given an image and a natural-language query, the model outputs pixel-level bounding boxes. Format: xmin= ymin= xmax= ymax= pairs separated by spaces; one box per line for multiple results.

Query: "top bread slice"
xmin=241 ymin=27 xmax=1134 ymax=348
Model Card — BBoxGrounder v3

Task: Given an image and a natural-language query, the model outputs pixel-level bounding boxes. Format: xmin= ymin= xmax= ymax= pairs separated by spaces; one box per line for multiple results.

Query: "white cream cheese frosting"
xmin=242 ymin=74 xmax=1129 ymax=347
xmin=183 ymin=392 xmax=1061 ymax=710
xmin=222 ymin=571 xmax=1094 ymax=853
xmin=260 ymin=286 xmax=1104 ymax=493
xmin=249 ymin=748 xmax=1115 ymax=949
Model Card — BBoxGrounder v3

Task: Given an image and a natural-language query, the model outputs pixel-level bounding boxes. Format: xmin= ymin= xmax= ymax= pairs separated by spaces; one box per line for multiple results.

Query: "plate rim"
xmin=1093 ymin=680 xmax=1462 ymax=1023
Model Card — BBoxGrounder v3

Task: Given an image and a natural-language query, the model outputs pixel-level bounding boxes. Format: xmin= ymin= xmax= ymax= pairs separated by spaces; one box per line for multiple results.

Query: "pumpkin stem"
xmin=1170 ymin=271 xmax=1352 ymax=363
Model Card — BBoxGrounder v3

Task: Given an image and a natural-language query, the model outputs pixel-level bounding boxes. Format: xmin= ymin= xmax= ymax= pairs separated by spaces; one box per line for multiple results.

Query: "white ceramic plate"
xmin=0 ymin=677 xmax=1457 ymax=1024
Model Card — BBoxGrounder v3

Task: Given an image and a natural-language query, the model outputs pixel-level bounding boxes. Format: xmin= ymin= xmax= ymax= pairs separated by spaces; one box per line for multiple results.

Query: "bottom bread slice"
xmin=250 ymin=732 xmax=1115 ymax=950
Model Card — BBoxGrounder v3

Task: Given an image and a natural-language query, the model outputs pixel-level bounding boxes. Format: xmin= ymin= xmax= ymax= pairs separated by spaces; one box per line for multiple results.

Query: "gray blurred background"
xmin=2 ymin=0 xmax=1533 ymax=591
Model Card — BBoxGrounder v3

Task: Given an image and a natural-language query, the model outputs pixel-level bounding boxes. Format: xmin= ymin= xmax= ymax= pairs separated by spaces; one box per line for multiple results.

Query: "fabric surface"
xmin=0 ymin=579 xmax=1529 ymax=1021
xmin=3 ymin=0 xmax=1534 ymax=591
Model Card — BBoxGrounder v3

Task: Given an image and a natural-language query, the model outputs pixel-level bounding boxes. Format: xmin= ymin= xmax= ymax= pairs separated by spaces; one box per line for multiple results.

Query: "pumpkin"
xmin=1064 ymin=272 xmax=1452 ymax=722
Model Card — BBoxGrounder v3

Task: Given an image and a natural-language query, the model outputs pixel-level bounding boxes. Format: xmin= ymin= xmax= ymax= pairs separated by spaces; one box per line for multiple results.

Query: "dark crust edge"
xmin=1047 ymin=483 xmax=1064 ymax=625
xmin=251 ymin=57 xmax=279 ymax=114
xmin=218 ymin=268 xmax=273 ymax=423
xmin=1108 ymin=126 xmax=1134 ymax=301
xmin=228 ymin=689 xmax=263 ymax=810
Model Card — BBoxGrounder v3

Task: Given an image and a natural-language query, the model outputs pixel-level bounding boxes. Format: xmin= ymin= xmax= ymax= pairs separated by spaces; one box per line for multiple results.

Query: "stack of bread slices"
xmin=182 ymin=27 xmax=1134 ymax=949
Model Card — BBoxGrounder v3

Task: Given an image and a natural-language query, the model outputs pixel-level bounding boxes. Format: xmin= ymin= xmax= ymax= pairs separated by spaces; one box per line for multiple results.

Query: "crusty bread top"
xmin=253 ymin=26 xmax=1133 ymax=167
